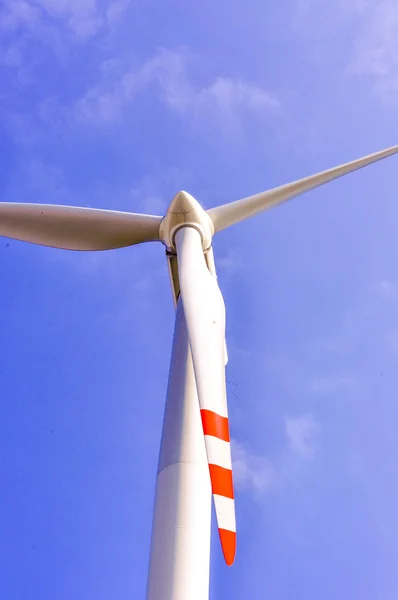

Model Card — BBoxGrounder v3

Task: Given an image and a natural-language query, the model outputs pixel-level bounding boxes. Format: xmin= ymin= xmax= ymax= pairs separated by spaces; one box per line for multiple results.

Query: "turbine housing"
xmin=159 ymin=191 xmax=214 ymax=253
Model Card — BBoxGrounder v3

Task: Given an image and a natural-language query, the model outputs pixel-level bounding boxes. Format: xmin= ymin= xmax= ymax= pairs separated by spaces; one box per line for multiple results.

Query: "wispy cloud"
xmin=0 ymin=0 xmax=131 ymax=46
xmin=232 ymin=412 xmax=321 ymax=501
xmin=35 ymin=0 xmax=103 ymax=39
xmin=347 ymin=0 xmax=398 ymax=99
xmin=285 ymin=413 xmax=320 ymax=460
xmin=129 ymin=167 xmax=192 ymax=215
xmin=375 ymin=279 xmax=398 ymax=298
xmin=309 ymin=375 xmax=356 ymax=395
xmin=105 ymin=0 xmax=131 ymax=26
xmin=75 ymin=48 xmax=281 ymax=131
xmin=289 ymin=0 xmax=398 ymax=103
xmin=0 ymin=0 xmax=134 ymax=105
xmin=231 ymin=439 xmax=276 ymax=499
xmin=216 ymin=248 xmax=243 ymax=278
xmin=308 ymin=278 xmax=398 ymax=366
xmin=0 ymin=1 xmax=41 ymax=35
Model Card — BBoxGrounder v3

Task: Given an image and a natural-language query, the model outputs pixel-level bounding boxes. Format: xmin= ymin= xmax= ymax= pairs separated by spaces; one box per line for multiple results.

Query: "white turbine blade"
xmin=175 ymin=226 xmax=236 ymax=566
xmin=0 ymin=203 xmax=162 ymax=250
xmin=207 ymin=144 xmax=398 ymax=232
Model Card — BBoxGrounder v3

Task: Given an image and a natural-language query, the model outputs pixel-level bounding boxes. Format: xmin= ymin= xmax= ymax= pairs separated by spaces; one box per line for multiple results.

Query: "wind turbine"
xmin=1 ymin=145 xmax=397 ymax=599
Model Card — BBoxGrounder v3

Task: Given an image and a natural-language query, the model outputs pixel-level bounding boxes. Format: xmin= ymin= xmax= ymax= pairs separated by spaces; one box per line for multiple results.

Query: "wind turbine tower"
xmin=1 ymin=145 xmax=397 ymax=599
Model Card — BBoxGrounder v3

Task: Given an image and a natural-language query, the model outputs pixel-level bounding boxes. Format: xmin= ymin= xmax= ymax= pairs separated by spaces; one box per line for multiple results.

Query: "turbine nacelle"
xmin=159 ymin=191 xmax=214 ymax=253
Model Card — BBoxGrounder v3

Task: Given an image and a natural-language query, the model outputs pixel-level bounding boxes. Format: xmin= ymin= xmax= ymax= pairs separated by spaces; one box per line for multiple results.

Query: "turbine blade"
xmin=207 ymin=144 xmax=398 ymax=232
xmin=175 ymin=226 xmax=236 ymax=566
xmin=0 ymin=203 xmax=162 ymax=250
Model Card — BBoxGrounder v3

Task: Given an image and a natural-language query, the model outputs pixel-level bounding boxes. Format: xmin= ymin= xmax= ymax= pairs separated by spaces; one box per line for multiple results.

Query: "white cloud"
xmin=232 ymin=414 xmax=321 ymax=501
xmin=129 ymin=167 xmax=193 ymax=215
xmin=4 ymin=156 xmax=67 ymax=205
xmin=290 ymin=0 xmax=398 ymax=101
xmin=290 ymin=0 xmax=347 ymax=39
xmin=106 ymin=0 xmax=131 ymax=25
xmin=36 ymin=0 xmax=103 ymax=39
xmin=310 ymin=375 xmax=356 ymax=395
xmin=377 ymin=279 xmax=397 ymax=298
xmin=231 ymin=439 xmax=275 ymax=499
xmin=192 ymin=76 xmax=279 ymax=118
xmin=347 ymin=0 xmax=398 ymax=99
xmin=0 ymin=0 xmax=132 ymax=43
xmin=216 ymin=248 xmax=242 ymax=277
xmin=74 ymin=48 xmax=280 ymax=129
xmin=285 ymin=413 xmax=320 ymax=460
xmin=312 ymin=279 xmax=398 ymax=365
xmin=0 ymin=1 xmax=41 ymax=35
xmin=386 ymin=331 xmax=398 ymax=356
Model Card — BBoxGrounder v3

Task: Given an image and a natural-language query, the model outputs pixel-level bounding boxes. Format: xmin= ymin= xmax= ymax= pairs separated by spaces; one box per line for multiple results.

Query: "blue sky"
xmin=1 ymin=0 xmax=398 ymax=598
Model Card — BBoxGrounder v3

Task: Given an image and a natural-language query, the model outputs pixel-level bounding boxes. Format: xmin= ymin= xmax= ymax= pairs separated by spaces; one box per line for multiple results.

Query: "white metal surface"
xmin=145 ymin=299 xmax=212 ymax=600
xmin=0 ymin=203 xmax=162 ymax=250
xmin=175 ymin=226 xmax=236 ymax=565
xmin=159 ymin=190 xmax=214 ymax=252
xmin=175 ymin=227 xmax=227 ymax=420
xmin=207 ymin=144 xmax=398 ymax=232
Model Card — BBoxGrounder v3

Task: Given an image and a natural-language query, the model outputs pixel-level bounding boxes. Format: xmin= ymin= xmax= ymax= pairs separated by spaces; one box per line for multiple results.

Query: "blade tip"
xmin=219 ymin=528 xmax=236 ymax=566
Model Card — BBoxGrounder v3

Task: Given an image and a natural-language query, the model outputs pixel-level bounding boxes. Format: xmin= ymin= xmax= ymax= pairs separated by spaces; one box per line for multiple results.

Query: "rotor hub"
xmin=159 ymin=191 xmax=214 ymax=253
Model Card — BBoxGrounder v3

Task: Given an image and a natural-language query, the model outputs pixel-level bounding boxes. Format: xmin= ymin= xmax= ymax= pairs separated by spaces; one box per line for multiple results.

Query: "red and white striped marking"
xmin=201 ymin=409 xmax=236 ymax=566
